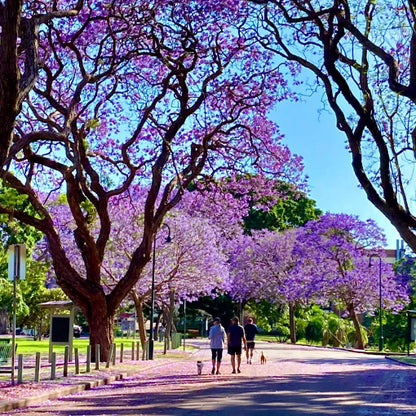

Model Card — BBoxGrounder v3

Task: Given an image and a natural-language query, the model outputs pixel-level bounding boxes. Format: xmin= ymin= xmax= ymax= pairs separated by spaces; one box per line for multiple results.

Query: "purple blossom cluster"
xmin=228 ymin=214 xmax=410 ymax=332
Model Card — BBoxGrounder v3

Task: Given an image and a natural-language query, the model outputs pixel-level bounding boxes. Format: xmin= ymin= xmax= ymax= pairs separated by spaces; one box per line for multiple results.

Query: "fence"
xmin=0 ymin=341 xmax=134 ymax=384
xmin=0 ymin=337 xmax=183 ymax=385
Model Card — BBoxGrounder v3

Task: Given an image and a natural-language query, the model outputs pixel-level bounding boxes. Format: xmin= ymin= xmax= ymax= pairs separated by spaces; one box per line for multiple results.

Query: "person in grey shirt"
xmin=208 ymin=317 xmax=226 ymax=375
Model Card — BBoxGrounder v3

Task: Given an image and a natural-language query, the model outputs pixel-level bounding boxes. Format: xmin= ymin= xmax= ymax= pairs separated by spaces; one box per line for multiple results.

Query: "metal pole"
xmin=378 ymin=257 xmax=383 ymax=351
xmin=11 ymin=245 xmax=20 ymax=386
xmin=11 ymin=273 xmax=16 ymax=386
xmin=148 ymin=238 xmax=156 ymax=360
xmin=183 ymin=299 xmax=186 ymax=351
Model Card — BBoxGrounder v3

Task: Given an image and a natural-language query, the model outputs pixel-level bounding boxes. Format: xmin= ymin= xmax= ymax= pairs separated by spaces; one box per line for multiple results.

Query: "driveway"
xmin=1 ymin=341 xmax=415 ymax=415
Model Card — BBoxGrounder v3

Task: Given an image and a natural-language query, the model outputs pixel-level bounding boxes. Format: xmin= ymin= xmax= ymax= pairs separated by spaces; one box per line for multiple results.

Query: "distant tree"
xmin=296 ymin=214 xmax=410 ymax=349
xmin=244 ymin=181 xmax=321 ymax=232
xmin=0 ymin=185 xmax=67 ymax=336
xmin=228 ymin=228 xmax=308 ymax=342
xmin=229 ymin=213 xmax=410 ymax=348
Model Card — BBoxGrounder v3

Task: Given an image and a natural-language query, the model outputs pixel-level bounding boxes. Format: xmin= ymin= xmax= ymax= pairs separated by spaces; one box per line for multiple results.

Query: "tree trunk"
xmin=289 ymin=303 xmax=296 ymax=344
xmin=85 ymin=302 xmax=114 ymax=362
xmin=133 ymin=298 xmax=147 ymax=351
xmin=348 ymin=306 xmax=364 ymax=350
xmin=163 ymin=289 xmax=176 ymax=353
xmin=163 ymin=308 xmax=171 ymax=353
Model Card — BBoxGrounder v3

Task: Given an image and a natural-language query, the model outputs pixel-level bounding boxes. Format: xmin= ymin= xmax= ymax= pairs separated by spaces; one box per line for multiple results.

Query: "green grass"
xmin=387 ymin=355 xmax=416 ymax=366
xmin=12 ymin=336 xmax=196 ymax=356
xmin=256 ymin=334 xmax=287 ymax=342
xmin=13 ymin=336 xmax=145 ymax=355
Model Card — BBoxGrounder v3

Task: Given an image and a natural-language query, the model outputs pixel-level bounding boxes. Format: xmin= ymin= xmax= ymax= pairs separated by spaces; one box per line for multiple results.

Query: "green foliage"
xmin=0 ymin=181 xmax=67 ymax=333
xmin=322 ymin=315 xmax=355 ymax=347
xmin=378 ymin=258 xmax=416 ymax=351
xmin=181 ymin=293 xmax=240 ymax=329
xmin=244 ymin=182 xmax=321 ymax=232
xmin=270 ymin=324 xmax=290 ymax=342
xmin=295 ymin=305 xmax=357 ymax=347
xmin=19 ymin=272 xmax=67 ymax=333
xmin=80 ymin=199 xmax=97 ymax=224
xmin=346 ymin=326 xmax=368 ymax=348
xmin=245 ymin=299 xmax=286 ymax=332
xmin=0 ymin=183 xmax=43 ymax=247
xmin=0 ymin=278 xmax=29 ymax=317
xmin=305 ymin=314 xmax=324 ymax=343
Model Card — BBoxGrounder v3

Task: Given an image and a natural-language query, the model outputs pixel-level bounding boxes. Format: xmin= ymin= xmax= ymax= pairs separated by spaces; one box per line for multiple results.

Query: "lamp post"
xmin=148 ymin=224 xmax=171 ymax=360
xmin=369 ymin=254 xmax=383 ymax=351
xmin=183 ymin=299 xmax=186 ymax=351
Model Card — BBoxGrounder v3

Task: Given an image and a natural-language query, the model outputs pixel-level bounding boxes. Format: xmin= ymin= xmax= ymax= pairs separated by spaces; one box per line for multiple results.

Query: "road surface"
xmin=1 ymin=341 xmax=415 ymax=415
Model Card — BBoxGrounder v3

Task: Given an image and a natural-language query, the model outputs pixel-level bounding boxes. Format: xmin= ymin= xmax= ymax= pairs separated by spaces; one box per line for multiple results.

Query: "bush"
xmin=305 ymin=315 xmax=324 ymax=344
xmin=269 ymin=325 xmax=290 ymax=342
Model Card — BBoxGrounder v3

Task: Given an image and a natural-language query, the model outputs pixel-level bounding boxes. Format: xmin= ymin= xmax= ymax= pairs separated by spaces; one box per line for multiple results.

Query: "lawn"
xmin=10 ymin=336 xmax=146 ymax=356
xmin=10 ymin=336 xmax=195 ymax=357
xmin=387 ymin=355 xmax=416 ymax=366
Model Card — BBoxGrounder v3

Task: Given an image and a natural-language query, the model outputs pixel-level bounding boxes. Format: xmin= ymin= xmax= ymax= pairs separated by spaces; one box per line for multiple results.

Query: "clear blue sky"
xmin=272 ymin=98 xmax=401 ymax=250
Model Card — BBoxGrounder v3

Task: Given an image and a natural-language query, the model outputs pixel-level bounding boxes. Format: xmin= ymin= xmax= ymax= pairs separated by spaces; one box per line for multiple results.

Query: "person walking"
xmin=208 ymin=317 xmax=226 ymax=375
xmin=227 ymin=316 xmax=246 ymax=374
xmin=244 ymin=317 xmax=258 ymax=364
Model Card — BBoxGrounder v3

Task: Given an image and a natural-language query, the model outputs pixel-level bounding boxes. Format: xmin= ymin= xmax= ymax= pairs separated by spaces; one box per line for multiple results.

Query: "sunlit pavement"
xmin=1 ymin=341 xmax=416 ymax=415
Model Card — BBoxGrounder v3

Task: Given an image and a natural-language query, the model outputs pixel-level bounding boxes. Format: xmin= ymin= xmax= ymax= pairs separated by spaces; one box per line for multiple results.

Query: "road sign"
xmin=7 ymin=244 xmax=26 ymax=281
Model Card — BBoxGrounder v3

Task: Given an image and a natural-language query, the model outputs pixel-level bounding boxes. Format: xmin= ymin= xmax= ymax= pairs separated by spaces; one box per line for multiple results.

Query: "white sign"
xmin=8 ymin=244 xmax=26 ymax=280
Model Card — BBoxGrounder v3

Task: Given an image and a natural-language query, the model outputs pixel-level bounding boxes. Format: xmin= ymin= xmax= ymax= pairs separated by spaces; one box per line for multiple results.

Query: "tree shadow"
xmin=24 ymin=366 xmax=416 ymax=416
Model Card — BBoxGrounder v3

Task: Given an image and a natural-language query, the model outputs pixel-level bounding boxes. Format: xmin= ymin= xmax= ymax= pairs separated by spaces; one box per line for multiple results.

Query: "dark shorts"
xmin=211 ymin=348 xmax=223 ymax=362
xmin=246 ymin=341 xmax=255 ymax=349
xmin=228 ymin=345 xmax=242 ymax=356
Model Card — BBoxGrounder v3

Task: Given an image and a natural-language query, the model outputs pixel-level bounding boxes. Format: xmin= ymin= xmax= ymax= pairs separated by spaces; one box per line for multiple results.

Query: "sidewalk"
xmin=0 ymin=347 xmax=199 ymax=412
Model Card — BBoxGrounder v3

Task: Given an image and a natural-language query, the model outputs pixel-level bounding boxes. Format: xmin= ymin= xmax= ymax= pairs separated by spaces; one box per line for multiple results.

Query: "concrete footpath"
xmin=1 ymin=341 xmax=416 ymax=415
xmin=0 ymin=352 xmax=196 ymax=412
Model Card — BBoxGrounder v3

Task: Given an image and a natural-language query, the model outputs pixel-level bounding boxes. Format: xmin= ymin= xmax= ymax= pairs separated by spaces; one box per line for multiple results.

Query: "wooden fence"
xmin=0 ymin=341 xmax=145 ymax=384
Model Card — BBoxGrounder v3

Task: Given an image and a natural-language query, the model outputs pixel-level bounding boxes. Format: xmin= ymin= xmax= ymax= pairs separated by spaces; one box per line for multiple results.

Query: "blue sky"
xmin=272 ymin=98 xmax=401 ymax=250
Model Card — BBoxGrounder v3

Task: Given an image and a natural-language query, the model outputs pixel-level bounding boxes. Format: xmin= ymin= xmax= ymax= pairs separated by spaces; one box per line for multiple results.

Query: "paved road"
xmin=2 ymin=341 xmax=416 ymax=415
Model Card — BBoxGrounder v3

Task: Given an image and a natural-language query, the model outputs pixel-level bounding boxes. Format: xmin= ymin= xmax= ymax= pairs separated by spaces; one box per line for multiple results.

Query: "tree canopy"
xmin=0 ymin=1 xmax=304 ymax=358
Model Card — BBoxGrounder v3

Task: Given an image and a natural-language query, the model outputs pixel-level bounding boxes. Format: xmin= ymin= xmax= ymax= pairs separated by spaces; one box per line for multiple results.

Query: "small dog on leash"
xmin=260 ymin=351 xmax=267 ymax=365
xmin=197 ymin=360 xmax=204 ymax=375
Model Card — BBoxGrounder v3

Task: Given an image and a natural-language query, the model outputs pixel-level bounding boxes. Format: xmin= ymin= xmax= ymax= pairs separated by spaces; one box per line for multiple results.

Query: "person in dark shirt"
xmin=244 ymin=317 xmax=259 ymax=364
xmin=227 ymin=316 xmax=246 ymax=374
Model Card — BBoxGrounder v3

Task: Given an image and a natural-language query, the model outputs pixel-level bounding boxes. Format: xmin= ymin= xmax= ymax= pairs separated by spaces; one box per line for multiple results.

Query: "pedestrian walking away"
xmin=244 ymin=317 xmax=258 ymax=364
xmin=208 ymin=317 xmax=226 ymax=375
xmin=227 ymin=316 xmax=246 ymax=374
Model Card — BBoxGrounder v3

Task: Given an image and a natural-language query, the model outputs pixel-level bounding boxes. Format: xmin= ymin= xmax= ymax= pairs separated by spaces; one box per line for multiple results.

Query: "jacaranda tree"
xmin=295 ymin=213 xmax=409 ymax=348
xmin=1 ymin=1 xmax=303 ymax=359
xmin=229 ymin=213 xmax=409 ymax=348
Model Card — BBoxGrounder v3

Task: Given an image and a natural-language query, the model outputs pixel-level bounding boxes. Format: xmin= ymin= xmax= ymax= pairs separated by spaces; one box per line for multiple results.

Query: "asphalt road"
xmin=1 ymin=341 xmax=416 ymax=416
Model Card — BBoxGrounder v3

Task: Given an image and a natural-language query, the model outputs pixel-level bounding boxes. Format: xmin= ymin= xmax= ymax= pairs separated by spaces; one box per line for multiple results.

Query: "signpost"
xmin=7 ymin=244 xmax=26 ymax=385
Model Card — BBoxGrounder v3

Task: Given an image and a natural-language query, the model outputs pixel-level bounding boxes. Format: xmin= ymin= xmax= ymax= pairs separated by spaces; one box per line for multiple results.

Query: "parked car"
xmin=73 ymin=325 xmax=82 ymax=338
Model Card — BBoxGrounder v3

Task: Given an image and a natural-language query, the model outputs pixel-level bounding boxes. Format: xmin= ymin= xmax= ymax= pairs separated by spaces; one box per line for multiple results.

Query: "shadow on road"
xmin=25 ymin=366 xmax=416 ymax=416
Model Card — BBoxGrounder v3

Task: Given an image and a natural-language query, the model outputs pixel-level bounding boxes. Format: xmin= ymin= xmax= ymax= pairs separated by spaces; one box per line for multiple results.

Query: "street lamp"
xmin=148 ymin=223 xmax=172 ymax=360
xmin=369 ymin=254 xmax=383 ymax=351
